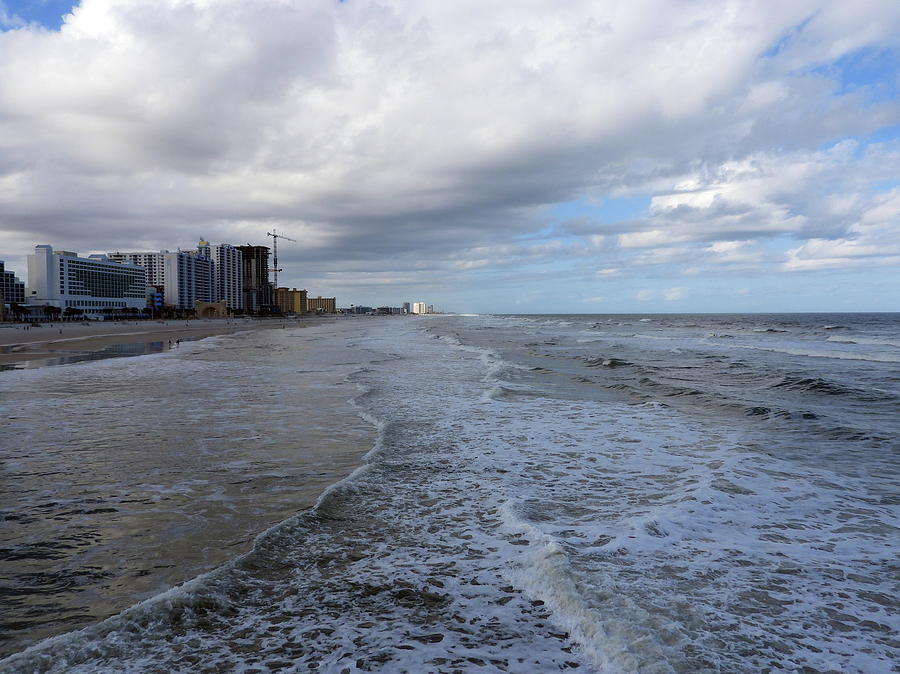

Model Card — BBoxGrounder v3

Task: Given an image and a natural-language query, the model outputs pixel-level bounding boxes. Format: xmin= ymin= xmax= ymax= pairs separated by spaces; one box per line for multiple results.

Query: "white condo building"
xmin=164 ymin=251 xmax=213 ymax=309
xmin=107 ymin=252 xmax=165 ymax=286
xmin=411 ymin=301 xmax=429 ymax=315
xmin=197 ymin=240 xmax=243 ymax=310
xmin=108 ymin=250 xmax=214 ymax=310
xmin=27 ymin=245 xmax=147 ymax=311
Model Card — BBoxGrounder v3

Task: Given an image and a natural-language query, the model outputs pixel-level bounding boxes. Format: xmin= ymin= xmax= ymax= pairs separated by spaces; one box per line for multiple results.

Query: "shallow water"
xmin=1 ymin=314 xmax=898 ymax=672
xmin=0 ymin=323 xmax=375 ymax=657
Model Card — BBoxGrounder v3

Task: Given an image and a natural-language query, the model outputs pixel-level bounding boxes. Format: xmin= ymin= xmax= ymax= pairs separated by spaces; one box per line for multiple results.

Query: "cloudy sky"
xmin=1 ymin=0 xmax=898 ymax=312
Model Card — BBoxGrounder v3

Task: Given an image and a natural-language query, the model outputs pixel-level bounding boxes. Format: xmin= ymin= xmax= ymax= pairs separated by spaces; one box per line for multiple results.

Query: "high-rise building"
xmin=236 ymin=245 xmax=271 ymax=312
xmin=27 ymin=245 xmax=147 ymax=311
xmin=163 ymin=251 xmax=213 ymax=310
xmin=197 ymin=241 xmax=243 ymax=310
xmin=411 ymin=302 xmax=429 ymax=315
xmin=274 ymin=287 xmax=307 ymax=314
xmin=108 ymin=250 xmax=214 ymax=310
xmin=1 ymin=261 xmax=26 ymax=305
xmin=108 ymin=252 xmax=165 ymax=286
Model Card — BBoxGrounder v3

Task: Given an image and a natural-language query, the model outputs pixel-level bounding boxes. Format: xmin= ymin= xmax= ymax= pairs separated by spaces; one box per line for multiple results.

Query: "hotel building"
xmin=163 ymin=252 xmax=213 ymax=310
xmin=27 ymin=245 xmax=147 ymax=311
xmin=307 ymin=296 xmax=337 ymax=313
xmin=107 ymin=251 xmax=165 ymax=287
xmin=197 ymin=241 xmax=243 ymax=310
xmin=274 ymin=287 xmax=308 ymax=314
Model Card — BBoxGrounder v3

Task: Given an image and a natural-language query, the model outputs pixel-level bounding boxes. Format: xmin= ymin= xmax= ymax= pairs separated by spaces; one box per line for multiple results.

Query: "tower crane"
xmin=267 ymin=229 xmax=296 ymax=289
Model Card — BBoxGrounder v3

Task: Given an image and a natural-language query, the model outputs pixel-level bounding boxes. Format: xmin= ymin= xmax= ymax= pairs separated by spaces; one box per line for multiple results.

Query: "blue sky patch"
xmin=2 ymin=0 xmax=76 ymax=30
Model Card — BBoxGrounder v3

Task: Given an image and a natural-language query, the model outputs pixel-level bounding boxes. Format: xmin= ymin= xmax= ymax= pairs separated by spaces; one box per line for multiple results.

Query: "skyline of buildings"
xmin=108 ymin=250 xmax=215 ymax=311
xmin=3 ymin=240 xmax=431 ymax=320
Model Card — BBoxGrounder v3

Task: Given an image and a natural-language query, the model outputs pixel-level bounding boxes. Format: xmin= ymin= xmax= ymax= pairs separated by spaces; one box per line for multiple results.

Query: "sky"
xmin=1 ymin=1 xmax=898 ymax=313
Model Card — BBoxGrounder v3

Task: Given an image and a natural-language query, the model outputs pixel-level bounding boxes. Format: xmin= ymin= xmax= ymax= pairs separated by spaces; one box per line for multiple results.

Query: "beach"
xmin=2 ymin=313 xmax=898 ymax=672
xmin=0 ymin=316 xmax=337 ymax=368
xmin=0 ymin=317 xmax=377 ymax=658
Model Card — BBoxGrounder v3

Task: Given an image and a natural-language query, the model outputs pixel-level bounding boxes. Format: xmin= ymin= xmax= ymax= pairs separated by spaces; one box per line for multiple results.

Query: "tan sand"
xmin=0 ymin=316 xmax=336 ymax=366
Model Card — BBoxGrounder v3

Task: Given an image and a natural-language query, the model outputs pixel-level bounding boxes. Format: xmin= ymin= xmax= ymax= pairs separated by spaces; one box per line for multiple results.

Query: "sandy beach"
xmin=0 ymin=316 xmax=337 ymax=368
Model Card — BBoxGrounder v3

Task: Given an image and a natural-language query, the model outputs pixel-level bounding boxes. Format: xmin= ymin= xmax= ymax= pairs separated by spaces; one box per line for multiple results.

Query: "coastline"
xmin=0 ymin=316 xmax=378 ymax=658
xmin=0 ymin=316 xmax=340 ymax=369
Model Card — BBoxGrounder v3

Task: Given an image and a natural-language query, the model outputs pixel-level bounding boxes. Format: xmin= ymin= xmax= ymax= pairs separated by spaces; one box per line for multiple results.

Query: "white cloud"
xmin=663 ymin=286 xmax=688 ymax=301
xmin=783 ymin=188 xmax=900 ymax=271
xmin=0 ymin=0 xmax=898 ymax=306
xmin=704 ymin=240 xmax=763 ymax=264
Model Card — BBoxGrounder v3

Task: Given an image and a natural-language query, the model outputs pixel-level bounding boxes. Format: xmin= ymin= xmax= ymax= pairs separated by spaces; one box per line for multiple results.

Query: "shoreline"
xmin=0 ymin=316 xmax=339 ymax=369
xmin=0 ymin=315 xmax=378 ymax=658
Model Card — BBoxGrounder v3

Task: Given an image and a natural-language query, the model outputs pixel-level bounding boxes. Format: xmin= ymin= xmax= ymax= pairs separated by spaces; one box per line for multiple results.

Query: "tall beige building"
xmin=274 ymin=287 xmax=308 ymax=314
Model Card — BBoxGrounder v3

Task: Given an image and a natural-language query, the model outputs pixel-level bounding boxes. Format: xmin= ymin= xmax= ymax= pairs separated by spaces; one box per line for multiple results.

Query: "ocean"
xmin=1 ymin=314 xmax=897 ymax=673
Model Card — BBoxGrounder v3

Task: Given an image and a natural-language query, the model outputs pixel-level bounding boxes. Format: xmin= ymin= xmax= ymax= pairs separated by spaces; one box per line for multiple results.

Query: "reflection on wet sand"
xmin=1 ymin=340 xmax=170 ymax=370
xmin=0 ymin=322 xmax=376 ymax=657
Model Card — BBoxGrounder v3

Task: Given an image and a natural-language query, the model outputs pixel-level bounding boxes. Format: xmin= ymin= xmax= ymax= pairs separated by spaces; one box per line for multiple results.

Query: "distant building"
xmin=402 ymin=302 xmax=411 ymax=314
xmin=307 ymin=296 xmax=337 ymax=313
xmin=1 ymin=260 xmax=25 ymax=305
xmin=197 ymin=241 xmax=243 ymax=311
xmin=27 ymin=245 xmax=147 ymax=312
xmin=274 ymin=287 xmax=307 ymax=314
xmin=237 ymin=245 xmax=272 ymax=312
xmin=163 ymin=251 xmax=213 ymax=310
xmin=109 ymin=250 xmax=213 ymax=310
xmin=411 ymin=302 xmax=429 ymax=315
xmin=108 ymin=251 xmax=165 ymax=286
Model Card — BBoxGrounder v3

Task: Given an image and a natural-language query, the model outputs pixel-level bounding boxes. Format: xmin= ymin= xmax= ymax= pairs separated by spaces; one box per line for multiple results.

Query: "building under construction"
xmin=237 ymin=245 xmax=272 ymax=313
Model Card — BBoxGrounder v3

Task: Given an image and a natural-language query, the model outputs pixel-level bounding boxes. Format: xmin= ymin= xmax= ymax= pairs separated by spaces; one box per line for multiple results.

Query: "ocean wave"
xmin=583 ymin=356 xmax=632 ymax=368
xmin=770 ymin=375 xmax=866 ymax=397
xmin=733 ymin=344 xmax=900 ymax=363
xmin=827 ymin=335 xmax=900 ymax=348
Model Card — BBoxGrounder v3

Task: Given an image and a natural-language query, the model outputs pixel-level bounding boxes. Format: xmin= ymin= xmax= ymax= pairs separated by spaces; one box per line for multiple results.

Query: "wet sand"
xmin=0 ymin=316 xmax=337 ymax=368
xmin=0 ymin=318 xmax=377 ymax=656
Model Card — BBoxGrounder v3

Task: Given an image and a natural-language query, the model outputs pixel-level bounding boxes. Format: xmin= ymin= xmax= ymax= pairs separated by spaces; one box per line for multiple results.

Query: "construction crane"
xmin=267 ymin=229 xmax=296 ymax=289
